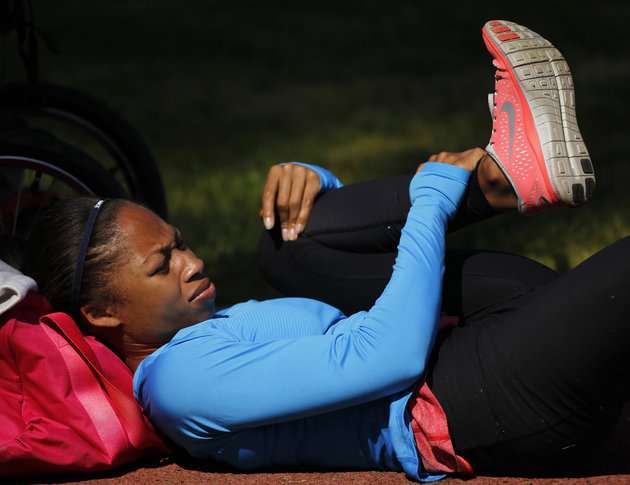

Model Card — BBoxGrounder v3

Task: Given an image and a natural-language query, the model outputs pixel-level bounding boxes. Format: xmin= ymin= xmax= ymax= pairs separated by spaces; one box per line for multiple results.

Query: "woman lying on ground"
xmin=15 ymin=21 xmax=629 ymax=482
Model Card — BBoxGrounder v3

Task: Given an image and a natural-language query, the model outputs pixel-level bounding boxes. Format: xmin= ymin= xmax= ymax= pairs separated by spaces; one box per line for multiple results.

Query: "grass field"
xmin=3 ymin=1 xmax=629 ymax=306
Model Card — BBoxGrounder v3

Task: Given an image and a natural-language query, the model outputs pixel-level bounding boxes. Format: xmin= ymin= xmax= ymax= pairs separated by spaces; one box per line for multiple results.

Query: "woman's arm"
xmin=137 ymin=163 xmax=470 ymax=438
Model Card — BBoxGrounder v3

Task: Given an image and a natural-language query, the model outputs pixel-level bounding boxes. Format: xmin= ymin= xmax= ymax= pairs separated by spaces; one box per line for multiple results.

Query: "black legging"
xmin=257 ymin=174 xmax=630 ymax=474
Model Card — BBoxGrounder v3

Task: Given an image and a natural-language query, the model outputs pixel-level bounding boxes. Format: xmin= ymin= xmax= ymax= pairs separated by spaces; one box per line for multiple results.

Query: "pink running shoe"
xmin=483 ymin=20 xmax=595 ymax=214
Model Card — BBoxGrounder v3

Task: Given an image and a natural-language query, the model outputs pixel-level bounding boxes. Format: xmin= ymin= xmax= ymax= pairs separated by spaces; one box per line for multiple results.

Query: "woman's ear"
xmin=80 ymin=303 xmax=122 ymax=329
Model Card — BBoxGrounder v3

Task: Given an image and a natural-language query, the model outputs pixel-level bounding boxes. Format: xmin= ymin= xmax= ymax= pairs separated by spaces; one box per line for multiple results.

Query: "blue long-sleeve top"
xmin=133 ymin=163 xmax=470 ymax=482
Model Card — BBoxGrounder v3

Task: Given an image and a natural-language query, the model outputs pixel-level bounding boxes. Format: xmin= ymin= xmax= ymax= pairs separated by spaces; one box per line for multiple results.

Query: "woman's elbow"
xmin=383 ymin=343 xmax=429 ymax=383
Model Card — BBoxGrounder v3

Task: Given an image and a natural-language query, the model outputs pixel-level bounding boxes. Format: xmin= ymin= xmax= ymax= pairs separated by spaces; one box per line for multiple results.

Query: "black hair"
xmin=20 ymin=197 xmax=133 ymax=320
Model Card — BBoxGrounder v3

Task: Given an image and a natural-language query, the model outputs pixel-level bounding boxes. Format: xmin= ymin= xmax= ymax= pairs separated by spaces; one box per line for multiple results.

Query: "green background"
xmin=3 ymin=1 xmax=629 ymax=306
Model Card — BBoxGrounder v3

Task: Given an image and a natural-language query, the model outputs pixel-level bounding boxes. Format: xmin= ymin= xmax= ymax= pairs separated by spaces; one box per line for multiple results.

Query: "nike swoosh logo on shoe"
xmin=499 ymin=101 xmax=515 ymax=164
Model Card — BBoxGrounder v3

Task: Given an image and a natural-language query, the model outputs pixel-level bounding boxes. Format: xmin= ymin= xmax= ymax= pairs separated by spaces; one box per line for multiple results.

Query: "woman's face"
xmin=107 ymin=204 xmax=216 ymax=345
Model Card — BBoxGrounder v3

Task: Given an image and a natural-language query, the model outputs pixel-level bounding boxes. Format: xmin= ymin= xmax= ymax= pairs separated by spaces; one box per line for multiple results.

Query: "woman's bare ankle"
xmin=477 ymin=154 xmax=518 ymax=212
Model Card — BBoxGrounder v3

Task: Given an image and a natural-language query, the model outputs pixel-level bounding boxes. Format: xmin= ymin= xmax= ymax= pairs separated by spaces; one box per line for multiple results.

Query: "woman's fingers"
xmin=261 ymin=165 xmax=282 ymax=230
xmin=279 ymin=166 xmax=307 ymax=241
xmin=260 ymin=163 xmax=321 ymax=241
xmin=418 ymin=148 xmax=485 ymax=173
xmin=294 ymin=171 xmax=321 ymax=236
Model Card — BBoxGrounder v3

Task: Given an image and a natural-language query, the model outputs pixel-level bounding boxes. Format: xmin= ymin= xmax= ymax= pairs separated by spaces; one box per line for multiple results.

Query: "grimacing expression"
xmin=105 ymin=204 xmax=216 ymax=344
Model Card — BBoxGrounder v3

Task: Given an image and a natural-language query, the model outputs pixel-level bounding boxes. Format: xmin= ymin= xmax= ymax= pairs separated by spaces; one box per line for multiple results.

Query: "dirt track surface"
xmin=18 ymin=464 xmax=630 ymax=485
xmin=28 ymin=468 xmax=630 ymax=485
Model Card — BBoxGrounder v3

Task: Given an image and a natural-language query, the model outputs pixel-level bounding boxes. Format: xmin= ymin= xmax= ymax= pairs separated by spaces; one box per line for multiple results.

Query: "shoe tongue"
xmin=487 ymin=93 xmax=495 ymax=115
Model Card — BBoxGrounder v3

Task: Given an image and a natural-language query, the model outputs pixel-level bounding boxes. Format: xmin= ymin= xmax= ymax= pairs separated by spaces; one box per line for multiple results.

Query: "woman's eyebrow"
xmin=145 ymin=229 xmax=180 ymax=261
xmin=174 ymin=229 xmax=183 ymax=245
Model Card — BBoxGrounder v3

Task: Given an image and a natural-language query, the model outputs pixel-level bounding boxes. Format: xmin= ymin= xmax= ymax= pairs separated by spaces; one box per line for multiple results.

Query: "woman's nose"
xmin=181 ymin=249 xmax=205 ymax=281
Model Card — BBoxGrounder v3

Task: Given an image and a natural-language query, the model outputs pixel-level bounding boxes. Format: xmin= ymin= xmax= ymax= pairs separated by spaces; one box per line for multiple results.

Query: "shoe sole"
xmin=483 ymin=20 xmax=595 ymax=209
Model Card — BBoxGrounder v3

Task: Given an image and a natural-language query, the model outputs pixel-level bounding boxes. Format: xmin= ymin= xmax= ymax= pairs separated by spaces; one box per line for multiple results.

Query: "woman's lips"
xmin=190 ymin=278 xmax=216 ymax=303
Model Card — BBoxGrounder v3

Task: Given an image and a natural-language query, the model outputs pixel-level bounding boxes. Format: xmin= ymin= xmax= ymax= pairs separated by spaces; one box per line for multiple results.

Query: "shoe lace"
xmin=489 ymin=59 xmax=509 ymax=145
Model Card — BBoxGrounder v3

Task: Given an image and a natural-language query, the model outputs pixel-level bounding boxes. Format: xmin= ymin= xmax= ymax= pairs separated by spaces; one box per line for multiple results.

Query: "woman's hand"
xmin=416 ymin=148 xmax=485 ymax=173
xmin=260 ymin=163 xmax=321 ymax=241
